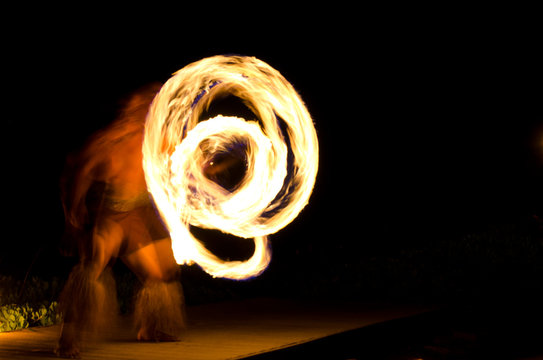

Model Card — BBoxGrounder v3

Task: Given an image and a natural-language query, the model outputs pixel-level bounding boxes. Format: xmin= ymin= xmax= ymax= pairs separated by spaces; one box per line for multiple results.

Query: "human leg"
xmin=122 ymin=238 xmax=186 ymax=341
xmin=56 ymin=219 xmax=122 ymax=357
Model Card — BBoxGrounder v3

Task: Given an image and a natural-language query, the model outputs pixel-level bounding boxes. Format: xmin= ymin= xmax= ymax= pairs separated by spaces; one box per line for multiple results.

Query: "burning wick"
xmin=143 ymin=55 xmax=319 ymax=280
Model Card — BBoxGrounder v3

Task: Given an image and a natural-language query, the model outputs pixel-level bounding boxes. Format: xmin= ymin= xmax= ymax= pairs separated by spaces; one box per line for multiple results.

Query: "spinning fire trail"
xmin=143 ymin=55 xmax=319 ymax=280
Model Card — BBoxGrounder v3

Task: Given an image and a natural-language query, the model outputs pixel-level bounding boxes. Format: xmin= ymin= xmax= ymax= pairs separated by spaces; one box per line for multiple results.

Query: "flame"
xmin=143 ymin=55 xmax=318 ymax=279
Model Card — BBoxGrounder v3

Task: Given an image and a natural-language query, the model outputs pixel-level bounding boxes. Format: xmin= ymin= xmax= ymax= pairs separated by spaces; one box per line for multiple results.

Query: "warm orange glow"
xmin=143 ymin=55 xmax=319 ymax=279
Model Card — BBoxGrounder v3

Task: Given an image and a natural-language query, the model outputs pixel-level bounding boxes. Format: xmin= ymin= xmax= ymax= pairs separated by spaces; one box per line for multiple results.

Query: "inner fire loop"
xmin=143 ymin=55 xmax=319 ymax=280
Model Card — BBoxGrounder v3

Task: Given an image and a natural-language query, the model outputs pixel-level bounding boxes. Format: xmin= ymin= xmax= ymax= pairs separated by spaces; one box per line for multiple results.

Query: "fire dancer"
xmin=56 ymin=84 xmax=185 ymax=358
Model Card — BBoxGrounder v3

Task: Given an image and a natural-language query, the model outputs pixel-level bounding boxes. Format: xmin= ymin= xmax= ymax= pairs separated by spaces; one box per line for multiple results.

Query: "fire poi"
xmin=143 ymin=55 xmax=319 ymax=279
xmin=56 ymin=55 xmax=317 ymax=357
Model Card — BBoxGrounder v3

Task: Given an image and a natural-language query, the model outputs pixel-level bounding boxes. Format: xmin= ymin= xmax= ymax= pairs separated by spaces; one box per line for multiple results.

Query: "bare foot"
xmin=137 ymin=327 xmax=180 ymax=342
xmin=56 ymin=323 xmax=81 ymax=358
xmin=55 ymin=341 xmax=81 ymax=359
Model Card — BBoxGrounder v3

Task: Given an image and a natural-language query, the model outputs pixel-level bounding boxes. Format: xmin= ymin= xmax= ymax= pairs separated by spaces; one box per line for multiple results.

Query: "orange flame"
xmin=143 ymin=56 xmax=318 ymax=279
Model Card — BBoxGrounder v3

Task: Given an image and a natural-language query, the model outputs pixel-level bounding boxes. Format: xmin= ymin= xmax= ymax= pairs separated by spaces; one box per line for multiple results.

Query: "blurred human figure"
xmin=56 ymin=84 xmax=185 ymax=358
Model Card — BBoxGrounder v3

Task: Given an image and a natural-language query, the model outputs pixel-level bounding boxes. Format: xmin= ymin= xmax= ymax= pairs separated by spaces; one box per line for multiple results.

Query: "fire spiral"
xmin=143 ymin=55 xmax=319 ymax=280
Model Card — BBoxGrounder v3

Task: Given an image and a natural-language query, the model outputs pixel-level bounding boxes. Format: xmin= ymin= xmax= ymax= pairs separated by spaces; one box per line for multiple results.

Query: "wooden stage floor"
xmin=0 ymin=298 xmax=431 ymax=359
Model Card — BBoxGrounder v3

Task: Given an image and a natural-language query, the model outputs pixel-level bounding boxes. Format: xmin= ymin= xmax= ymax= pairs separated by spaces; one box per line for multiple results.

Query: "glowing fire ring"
xmin=143 ymin=55 xmax=318 ymax=279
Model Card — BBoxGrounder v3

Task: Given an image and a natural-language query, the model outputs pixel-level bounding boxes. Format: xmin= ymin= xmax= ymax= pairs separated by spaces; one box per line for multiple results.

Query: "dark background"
xmin=2 ymin=11 xmax=541 ymax=309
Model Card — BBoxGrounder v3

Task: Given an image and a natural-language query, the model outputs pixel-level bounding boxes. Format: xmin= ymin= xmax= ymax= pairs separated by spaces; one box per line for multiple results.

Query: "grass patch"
xmin=0 ymin=275 xmax=63 ymax=332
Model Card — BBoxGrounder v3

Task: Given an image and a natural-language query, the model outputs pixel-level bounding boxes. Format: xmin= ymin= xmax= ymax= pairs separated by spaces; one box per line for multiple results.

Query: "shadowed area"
xmin=0 ymin=298 xmax=432 ymax=360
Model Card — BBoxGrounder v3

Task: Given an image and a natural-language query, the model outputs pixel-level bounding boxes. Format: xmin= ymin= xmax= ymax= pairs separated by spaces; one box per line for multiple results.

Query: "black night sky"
xmin=2 ymin=12 xmax=541 ymax=312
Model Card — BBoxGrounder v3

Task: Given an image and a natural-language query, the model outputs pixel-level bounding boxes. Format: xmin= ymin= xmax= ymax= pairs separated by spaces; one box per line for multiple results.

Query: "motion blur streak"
xmin=143 ymin=55 xmax=319 ymax=279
